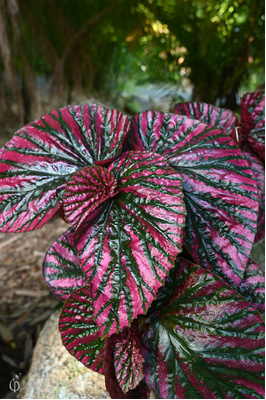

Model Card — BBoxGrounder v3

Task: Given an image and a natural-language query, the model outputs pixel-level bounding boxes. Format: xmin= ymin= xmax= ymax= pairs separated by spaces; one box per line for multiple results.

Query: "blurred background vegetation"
xmin=0 ymin=0 xmax=264 ymax=135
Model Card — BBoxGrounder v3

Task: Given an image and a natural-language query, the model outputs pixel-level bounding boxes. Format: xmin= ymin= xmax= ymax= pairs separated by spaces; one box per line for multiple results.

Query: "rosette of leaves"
xmin=0 ymin=100 xmax=265 ymax=399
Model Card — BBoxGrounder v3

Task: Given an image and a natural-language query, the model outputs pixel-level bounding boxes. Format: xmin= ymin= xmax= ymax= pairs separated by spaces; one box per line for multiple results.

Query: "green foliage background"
xmin=0 ymin=0 xmax=264 ymax=125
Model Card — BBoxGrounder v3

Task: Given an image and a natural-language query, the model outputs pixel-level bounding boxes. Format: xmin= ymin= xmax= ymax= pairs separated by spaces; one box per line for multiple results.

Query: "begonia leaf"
xmin=104 ymin=332 xmax=150 ymax=399
xmin=63 ymin=165 xmax=119 ymax=229
xmin=75 ymin=150 xmax=186 ymax=337
xmin=174 ymin=101 xmax=239 ymax=137
xmin=43 ymin=227 xmax=87 ymax=302
xmin=241 ymin=92 xmax=265 ymax=162
xmin=142 ymin=258 xmax=265 ymax=399
xmin=243 ymin=150 xmax=265 ymax=242
xmin=129 ymin=112 xmax=259 ymax=288
xmin=0 ymin=104 xmax=129 ymax=232
xmin=239 ymin=259 xmax=265 ymax=312
xmin=59 ymin=286 xmax=105 ymax=374
xmin=113 ymin=323 xmax=145 ymax=393
xmin=173 ymin=101 xmax=265 ymax=243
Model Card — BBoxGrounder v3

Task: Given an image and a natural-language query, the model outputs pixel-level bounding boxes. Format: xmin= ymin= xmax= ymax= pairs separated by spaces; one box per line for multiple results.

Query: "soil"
xmin=0 ymin=216 xmax=71 ymax=398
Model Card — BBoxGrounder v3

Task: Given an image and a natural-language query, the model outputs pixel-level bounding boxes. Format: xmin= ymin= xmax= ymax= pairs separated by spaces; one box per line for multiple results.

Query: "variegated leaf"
xmin=129 ymin=111 xmax=259 ymax=288
xmin=173 ymin=100 xmax=265 ymax=244
xmin=0 ymin=104 xmax=129 ymax=232
xmin=75 ymin=150 xmax=186 ymax=337
xmin=174 ymin=101 xmax=239 ymax=137
xmin=43 ymin=227 xmax=87 ymax=302
xmin=59 ymin=286 xmax=105 ymax=374
xmin=239 ymin=259 xmax=265 ymax=312
xmin=243 ymin=150 xmax=265 ymax=242
xmin=63 ymin=165 xmax=119 ymax=229
xmin=241 ymin=92 xmax=265 ymax=162
xmin=113 ymin=324 xmax=145 ymax=393
xmin=142 ymin=258 xmax=265 ymax=399
xmin=104 ymin=332 xmax=150 ymax=399
xmin=175 ymin=98 xmax=264 ymax=243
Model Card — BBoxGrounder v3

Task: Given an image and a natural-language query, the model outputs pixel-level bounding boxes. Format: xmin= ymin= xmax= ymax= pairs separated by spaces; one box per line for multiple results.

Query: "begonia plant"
xmin=0 ymin=95 xmax=265 ymax=399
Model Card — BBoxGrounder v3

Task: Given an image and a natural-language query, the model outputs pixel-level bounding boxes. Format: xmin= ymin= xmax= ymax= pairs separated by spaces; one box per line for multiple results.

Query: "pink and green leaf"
xmin=239 ymin=259 xmax=265 ymax=312
xmin=243 ymin=150 xmax=265 ymax=242
xmin=0 ymin=104 xmax=129 ymax=232
xmin=63 ymin=165 xmax=119 ymax=229
xmin=113 ymin=323 xmax=145 ymax=394
xmin=129 ymin=112 xmax=259 ymax=288
xmin=174 ymin=101 xmax=239 ymax=137
xmin=241 ymin=92 xmax=265 ymax=162
xmin=174 ymin=98 xmax=265 ymax=243
xmin=104 ymin=333 xmax=150 ymax=399
xmin=43 ymin=228 xmax=87 ymax=302
xmin=59 ymin=286 xmax=105 ymax=374
xmin=142 ymin=258 xmax=265 ymax=399
xmin=74 ymin=150 xmax=186 ymax=338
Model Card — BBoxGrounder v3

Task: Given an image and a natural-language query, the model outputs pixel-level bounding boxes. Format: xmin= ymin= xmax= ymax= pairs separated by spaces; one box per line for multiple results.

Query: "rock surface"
xmin=18 ymin=310 xmax=110 ymax=399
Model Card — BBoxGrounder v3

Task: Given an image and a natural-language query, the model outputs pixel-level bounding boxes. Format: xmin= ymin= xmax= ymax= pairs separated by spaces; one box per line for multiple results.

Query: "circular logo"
xmin=9 ymin=375 xmax=21 ymax=392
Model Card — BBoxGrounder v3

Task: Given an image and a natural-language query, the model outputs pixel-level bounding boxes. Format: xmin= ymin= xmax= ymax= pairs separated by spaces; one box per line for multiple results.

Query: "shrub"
xmin=0 ymin=95 xmax=264 ymax=398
